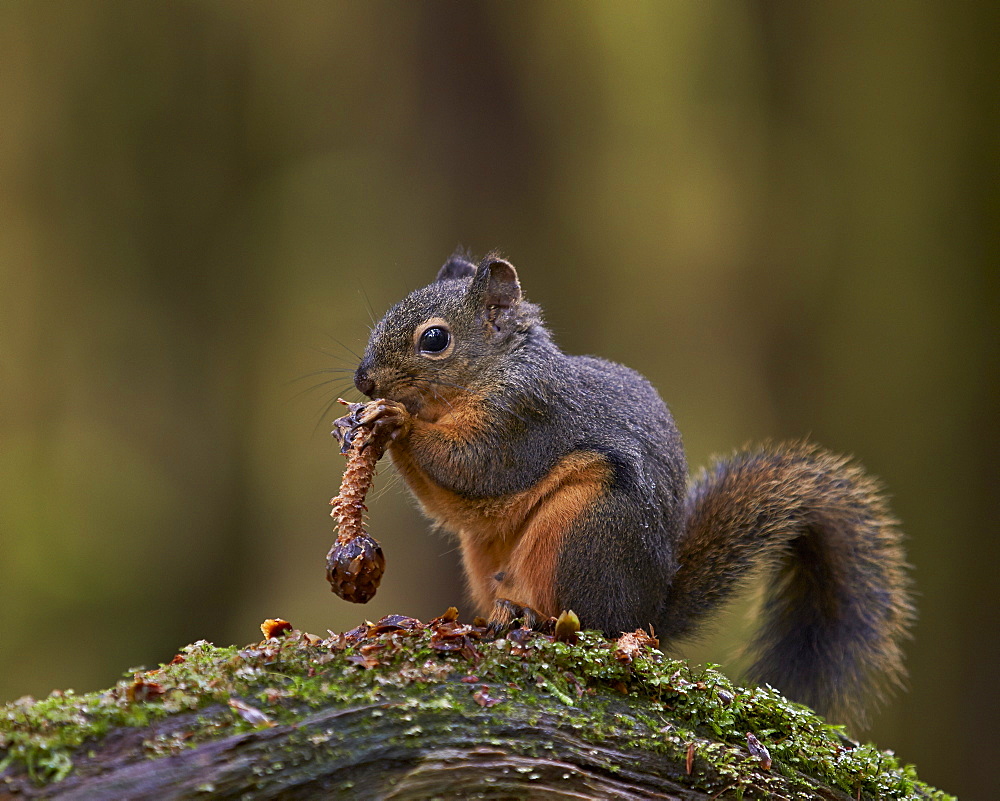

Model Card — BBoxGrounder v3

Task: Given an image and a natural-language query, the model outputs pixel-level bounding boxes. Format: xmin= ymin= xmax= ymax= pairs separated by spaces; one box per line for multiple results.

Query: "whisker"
xmin=286 ymin=378 xmax=343 ymax=404
xmin=325 ymin=333 xmax=363 ymax=361
xmin=313 ymin=385 xmax=359 ymax=436
xmin=370 ymin=470 xmax=403 ymax=503
xmin=286 ymin=368 xmax=355 ymax=387
xmin=310 ymin=345 xmax=355 ymax=367
xmin=412 ymin=376 xmax=472 ymax=394
xmin=428 ymin=384 xmax=455 ymax=412
xmin=438 ymin=542 xmax=462 ymax=557
xmin=358 ymin=285 xmax=378 ymax=328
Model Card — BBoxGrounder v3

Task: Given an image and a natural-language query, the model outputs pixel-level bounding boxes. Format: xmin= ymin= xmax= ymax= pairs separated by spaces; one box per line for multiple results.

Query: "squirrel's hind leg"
xmin=555 ymin=500 xmax=677 ymax=639
xmin=474 ymin=454 xmax=613 ymax=635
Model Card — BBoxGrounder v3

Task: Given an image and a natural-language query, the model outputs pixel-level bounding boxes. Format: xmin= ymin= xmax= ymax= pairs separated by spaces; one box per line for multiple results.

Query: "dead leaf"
xmin=746 ymin=732 xmax=772 ymax=770
xmin=229 ymin=698 xmax=275 ymax=727
xmin=473 ymin=686 xmax=500 ymax=707
xmin=614 ymin=629 xmax=658 ymax=663
xmin=260 ymin=618 xmax=293 ymax=639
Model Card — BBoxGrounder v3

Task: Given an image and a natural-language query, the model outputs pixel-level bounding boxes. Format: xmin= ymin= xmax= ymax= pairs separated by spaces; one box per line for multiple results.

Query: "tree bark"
xmin=1 ymin=695 xmax=846 ymax=801
xmin=0 ymin=619 xmax=949 ymax=800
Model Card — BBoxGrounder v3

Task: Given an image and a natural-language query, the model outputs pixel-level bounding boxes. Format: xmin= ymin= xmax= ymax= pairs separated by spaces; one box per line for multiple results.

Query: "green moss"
xmin=1 ymin=624 xmax=952 ymax=800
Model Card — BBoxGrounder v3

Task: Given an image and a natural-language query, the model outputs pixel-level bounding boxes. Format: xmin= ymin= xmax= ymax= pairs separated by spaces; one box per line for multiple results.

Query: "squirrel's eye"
xmin=418 ymin=326 xmax=450 ymax=354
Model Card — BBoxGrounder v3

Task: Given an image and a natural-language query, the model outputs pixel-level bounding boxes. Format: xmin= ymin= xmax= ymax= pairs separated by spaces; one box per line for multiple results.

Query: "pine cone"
xmin=325 ymin=399 xmax=399 ymax=604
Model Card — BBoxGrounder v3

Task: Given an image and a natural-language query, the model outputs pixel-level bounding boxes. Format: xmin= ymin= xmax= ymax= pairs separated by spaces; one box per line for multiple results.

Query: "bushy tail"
xmin=661 ymin=442 xmax=914 ymax=726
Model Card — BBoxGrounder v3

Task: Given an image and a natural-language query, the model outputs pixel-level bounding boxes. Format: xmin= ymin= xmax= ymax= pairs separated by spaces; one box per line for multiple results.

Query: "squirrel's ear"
xmin=470 ymin=256 xmax=522 ymax=309
xmin=436 ymin=254 xmax=477 ymax=282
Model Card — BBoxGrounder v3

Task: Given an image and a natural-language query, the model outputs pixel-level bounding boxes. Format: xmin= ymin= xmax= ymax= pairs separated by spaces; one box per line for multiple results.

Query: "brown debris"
xmin=228 ymin=698 xmax=276 ymax=728
xmin=311 ymin=610 xmax=495 ymax=673
xmin=126 ymin=677 xmax=166 ymax=704
xmin=368 ymin=614 xmax=423 ymax=635
xmin=260 ymin=618 xmax=294 ymax=640
xmin=430 ymin=606 xmax=460 ymax=625
xmin=613 ymin=628 xmax=660 ymax=664
xmin=746 ymin=732 xmax=772 ymax=770
xmin=345 ymin=652 xmax=381 ymax=669
xmin=472 ymin=686 xmax=501 ymax=707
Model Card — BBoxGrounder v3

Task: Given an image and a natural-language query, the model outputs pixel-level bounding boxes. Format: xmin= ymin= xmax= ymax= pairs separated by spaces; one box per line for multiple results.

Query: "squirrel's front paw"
xmin=486 ymin=599 xmax=555 ymax=637
xmin=356 ymin=398 xmax=411 ymax=436
xmin=333 ymin=398 xmax=412 ymax=453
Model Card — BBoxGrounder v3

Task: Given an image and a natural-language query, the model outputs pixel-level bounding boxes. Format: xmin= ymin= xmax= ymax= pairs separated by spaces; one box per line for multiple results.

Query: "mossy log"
xmin=0 ymin=613 xmax=951 ymax=800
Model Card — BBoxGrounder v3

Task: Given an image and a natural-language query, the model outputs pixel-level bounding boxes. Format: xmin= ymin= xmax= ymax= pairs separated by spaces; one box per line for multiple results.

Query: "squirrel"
xmin=345 ymin=251 xmax=914 ymax=725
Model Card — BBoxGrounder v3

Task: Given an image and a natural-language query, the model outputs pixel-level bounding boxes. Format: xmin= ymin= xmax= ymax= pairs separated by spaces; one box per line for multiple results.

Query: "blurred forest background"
xmin=1 ymin=2 xmax=995 ymax=797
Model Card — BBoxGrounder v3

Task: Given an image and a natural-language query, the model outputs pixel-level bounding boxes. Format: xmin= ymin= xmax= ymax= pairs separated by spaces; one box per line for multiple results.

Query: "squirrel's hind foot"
xmin=485 ymin=599 xmax=556 ymax=638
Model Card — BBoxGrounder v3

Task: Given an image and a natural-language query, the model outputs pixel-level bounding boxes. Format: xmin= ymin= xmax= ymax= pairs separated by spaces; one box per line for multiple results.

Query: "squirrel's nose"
xmin=354 ymin=368 xmax=376 ymax=398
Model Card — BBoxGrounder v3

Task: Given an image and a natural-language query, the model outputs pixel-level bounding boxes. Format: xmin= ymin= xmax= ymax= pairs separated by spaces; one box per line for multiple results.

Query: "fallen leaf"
xmin=746 ymin=732 xmax=772 ymax=770
xmin=260 ymin=618 xmax=293 ymax=639
xmin=229 ymin=698 xmax=275 ymax=727
xmin=473 ymin=687 xmax=500 ymax=707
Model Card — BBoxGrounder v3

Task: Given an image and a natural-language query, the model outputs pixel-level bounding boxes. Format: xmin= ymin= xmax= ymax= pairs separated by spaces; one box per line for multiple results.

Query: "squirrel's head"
xmin=354 ymin=252 xmax=540 ymax=421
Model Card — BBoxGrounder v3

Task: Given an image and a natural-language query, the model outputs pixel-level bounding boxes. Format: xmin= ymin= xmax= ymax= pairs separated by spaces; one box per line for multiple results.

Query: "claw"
xmin=332 ymin=398 xmax=411 ymax=456
xmin=486 ymin=599 xmax=555 ymax=638
xmin=332 ymin=399 xmax=366 ymax=451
